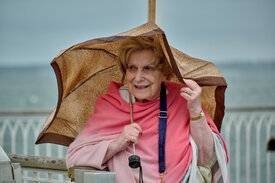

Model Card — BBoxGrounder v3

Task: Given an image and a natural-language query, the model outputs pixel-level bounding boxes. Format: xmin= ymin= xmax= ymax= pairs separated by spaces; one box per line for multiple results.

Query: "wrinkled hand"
xmin=115 ymin=123 xmax=142 ymax=151
xmin=180 ymin=79 xmax=202 ymax=117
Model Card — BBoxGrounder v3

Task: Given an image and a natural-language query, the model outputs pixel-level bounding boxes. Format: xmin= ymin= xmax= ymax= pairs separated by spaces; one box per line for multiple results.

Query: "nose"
xmin=134 ymin=69 xmax=144 ymax=82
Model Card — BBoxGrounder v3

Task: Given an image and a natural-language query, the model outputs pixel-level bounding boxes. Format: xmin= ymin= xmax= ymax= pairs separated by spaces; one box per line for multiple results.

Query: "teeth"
xmin=135 ymin=85 xmax=148 ymax=88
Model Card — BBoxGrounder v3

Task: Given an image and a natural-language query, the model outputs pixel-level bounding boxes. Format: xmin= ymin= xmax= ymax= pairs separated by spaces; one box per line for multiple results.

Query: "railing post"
xmin=74 ymin=169 xmax=116 ymax=183
xmin=148 ymin=0 xmax=156 ymax=23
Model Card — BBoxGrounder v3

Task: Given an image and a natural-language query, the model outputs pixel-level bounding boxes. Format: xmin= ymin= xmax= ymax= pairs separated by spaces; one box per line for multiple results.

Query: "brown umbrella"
xmin=35 ymin=22 xmax=227 ymax=146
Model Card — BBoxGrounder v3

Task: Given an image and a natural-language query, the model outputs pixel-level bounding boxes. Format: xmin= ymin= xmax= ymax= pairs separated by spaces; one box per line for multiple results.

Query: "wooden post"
xmin=148 ymin=0 xmax=156 ymax=23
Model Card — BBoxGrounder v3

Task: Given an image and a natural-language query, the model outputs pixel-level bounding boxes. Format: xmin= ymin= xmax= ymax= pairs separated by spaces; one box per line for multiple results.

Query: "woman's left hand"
xmin=180 ymin=79 xmax=202 ymax=117
xmin=180 ymin=79 xmax=214 ymax=165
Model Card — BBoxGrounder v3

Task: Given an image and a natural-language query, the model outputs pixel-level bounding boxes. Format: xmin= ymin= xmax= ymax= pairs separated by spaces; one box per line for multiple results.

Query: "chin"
xmin=134 ymin=94 xmax=150 ymax=102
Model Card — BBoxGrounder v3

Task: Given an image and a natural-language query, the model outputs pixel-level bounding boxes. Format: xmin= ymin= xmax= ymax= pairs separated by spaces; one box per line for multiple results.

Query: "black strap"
xmin=128 ymin=155 xmax=143 ymax=183
xmin=159 ymin=83 xmax=167 ymax=173
xmin=139 ymin=166 xmax=144 ymax=183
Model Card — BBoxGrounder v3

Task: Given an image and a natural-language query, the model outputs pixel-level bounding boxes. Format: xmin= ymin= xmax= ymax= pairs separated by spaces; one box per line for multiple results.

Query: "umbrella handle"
xmin=128 ymin=91 xmax=136 ymax=155
xmin=129 ymin=92 xmax=134 ymax=124
xmin=128 ymin=91 xmax=143 ymax=183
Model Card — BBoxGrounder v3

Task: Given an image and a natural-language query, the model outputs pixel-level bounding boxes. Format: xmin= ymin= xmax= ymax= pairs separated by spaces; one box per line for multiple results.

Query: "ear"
xmin=162 ymin=74 xmax=168 ymax=81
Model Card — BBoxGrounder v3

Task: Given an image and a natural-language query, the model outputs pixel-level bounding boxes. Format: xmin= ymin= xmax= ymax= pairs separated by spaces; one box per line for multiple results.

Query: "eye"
xmin=143 ymin=66 xmax=155 ymax=73
xmin=127 ymin=65 xmax=137 ymax=72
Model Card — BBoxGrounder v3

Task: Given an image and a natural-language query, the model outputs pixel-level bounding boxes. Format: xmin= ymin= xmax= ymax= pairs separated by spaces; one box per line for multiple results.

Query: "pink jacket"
xmin=66 ymin=82 xmax=227 ymax=183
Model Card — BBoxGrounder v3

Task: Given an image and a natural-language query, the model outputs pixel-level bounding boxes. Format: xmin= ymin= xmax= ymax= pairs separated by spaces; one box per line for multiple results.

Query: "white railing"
xmin=1 ymin=107 xmax=275 ymax=183
xmin=0 ymin=111 xmax=70 ymax=182
xmin=0 ymin=112 xmax=68 ymax=158
xmin=7 ymin=153 xmax=70 ymax=183
xmin=21 ymin=167 xmax=69 ymax=183
xmin=221 ymin=107 xmax=275 ymax=183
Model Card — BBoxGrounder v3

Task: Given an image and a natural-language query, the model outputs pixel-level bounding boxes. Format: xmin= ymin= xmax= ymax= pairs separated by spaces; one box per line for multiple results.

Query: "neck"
xmin=135 ymin=98 xmax=150 ymax=103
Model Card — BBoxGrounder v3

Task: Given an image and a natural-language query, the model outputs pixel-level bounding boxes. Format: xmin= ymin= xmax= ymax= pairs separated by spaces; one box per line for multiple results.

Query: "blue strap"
xmin=159 ymin=83 xmax=167 ymax=173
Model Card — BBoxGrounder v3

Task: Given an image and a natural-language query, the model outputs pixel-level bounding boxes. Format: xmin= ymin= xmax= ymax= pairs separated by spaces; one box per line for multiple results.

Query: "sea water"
xmin=1 ymin=62 xmax=275 ymax=110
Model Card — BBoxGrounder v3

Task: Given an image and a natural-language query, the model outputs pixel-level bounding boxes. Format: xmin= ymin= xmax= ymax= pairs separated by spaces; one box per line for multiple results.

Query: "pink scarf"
xmin=67 ymin=81 xmax=227 ymax=183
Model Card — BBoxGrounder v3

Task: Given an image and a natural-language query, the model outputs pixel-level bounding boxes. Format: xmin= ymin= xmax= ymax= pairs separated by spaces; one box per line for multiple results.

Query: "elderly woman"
xmin=66 ymin=37 xmax=228 ymax=183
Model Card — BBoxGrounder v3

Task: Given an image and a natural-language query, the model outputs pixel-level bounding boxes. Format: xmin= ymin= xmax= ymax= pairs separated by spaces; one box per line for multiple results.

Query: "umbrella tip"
xmin=148 ymin=0 xmax=156 ymax=24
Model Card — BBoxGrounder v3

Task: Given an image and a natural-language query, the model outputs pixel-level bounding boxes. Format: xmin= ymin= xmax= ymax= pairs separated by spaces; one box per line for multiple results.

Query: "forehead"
xmin=128 ymin=49 xmax=155 ymax=65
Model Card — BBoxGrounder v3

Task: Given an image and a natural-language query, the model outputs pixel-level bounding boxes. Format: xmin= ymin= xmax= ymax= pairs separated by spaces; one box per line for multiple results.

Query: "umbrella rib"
xmin=67 ymin=48 xmax=118 ymax=96
xmin=75 ymin=48 xmax=117 ymax=58
xmin=183 ymin=62 xmax=211 ymax=77
xmin=69 ymin=64 xmax=117 ymax=95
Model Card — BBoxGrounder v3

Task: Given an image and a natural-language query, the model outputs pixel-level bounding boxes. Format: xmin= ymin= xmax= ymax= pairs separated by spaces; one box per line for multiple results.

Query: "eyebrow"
xmin=128 ymin=62 xmax=156 ymax=67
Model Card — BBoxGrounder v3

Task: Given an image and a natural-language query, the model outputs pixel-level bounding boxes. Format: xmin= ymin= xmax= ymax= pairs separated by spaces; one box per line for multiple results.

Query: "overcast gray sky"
xmin=1 ymin=0 xmax=275 ymax=66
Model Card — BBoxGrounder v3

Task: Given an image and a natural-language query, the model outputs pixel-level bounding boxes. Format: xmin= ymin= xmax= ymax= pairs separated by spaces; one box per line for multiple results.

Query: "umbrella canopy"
xmin=35 ymin=22 xmax=227 ymax=146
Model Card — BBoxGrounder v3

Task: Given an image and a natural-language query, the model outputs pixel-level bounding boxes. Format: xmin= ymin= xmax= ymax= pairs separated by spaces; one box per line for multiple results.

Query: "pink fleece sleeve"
xmin=203 ymin=107 xmax=229 ymax=162
xmin=66 ymin=139 xmax=113 ymax=170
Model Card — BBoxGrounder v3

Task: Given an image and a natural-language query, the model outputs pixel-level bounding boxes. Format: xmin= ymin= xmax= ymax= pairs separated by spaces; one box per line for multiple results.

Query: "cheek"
xmin=125 ymin=72 xmax=133 ymax=82
xmin=152 ymin=73 xmax=166 ymax=84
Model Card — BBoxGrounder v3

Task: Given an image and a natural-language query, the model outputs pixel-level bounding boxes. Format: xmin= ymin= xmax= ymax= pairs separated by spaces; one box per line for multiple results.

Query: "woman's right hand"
xmin=103 ymin=123 xmax=142 ymax=163
xmin=115 ymin=123 xmax=142 ymax=151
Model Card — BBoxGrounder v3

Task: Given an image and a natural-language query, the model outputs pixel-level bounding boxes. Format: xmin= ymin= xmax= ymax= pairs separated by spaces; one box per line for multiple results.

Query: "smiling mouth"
xmin=134 ymin=85 xmax=150 ymax=89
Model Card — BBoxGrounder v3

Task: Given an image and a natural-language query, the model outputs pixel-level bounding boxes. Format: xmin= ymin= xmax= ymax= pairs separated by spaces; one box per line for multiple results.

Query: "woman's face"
xmin=125 ymin=49 xmax=167 ymax=102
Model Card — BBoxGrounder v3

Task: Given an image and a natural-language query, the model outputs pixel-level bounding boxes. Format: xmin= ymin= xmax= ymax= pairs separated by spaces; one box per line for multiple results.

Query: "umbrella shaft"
xmin=133 ymin=144 xmax=136 ymax=154
xmin=129 ymin=91 xmax=136 ymax=155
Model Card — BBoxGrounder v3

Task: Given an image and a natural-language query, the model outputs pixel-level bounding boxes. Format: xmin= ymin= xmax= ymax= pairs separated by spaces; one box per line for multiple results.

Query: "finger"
xmin=125 ymin=126 xmax=141 ymax=140
xmin=131 ymin=123 xmax=142 ymax=133
xmin=127 ymin=135 xmax=138 ymax=144
xmin=180 ymin=87 xmax=193 ymax=96
xmin=180 ymin=92 xmax=192 ymax=101
xmin=183 ymin=79 xmax=199 ymax=91
xmin=128 ymin=129 xmax=140 ymax=137
xmin=123 ymin=125 xmax=141 ymax=139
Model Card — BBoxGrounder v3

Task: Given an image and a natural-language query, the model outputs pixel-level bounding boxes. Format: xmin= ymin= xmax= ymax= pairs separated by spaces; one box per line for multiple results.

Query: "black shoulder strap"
xmin=159 ymin=83 xmax=167 ymax=174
